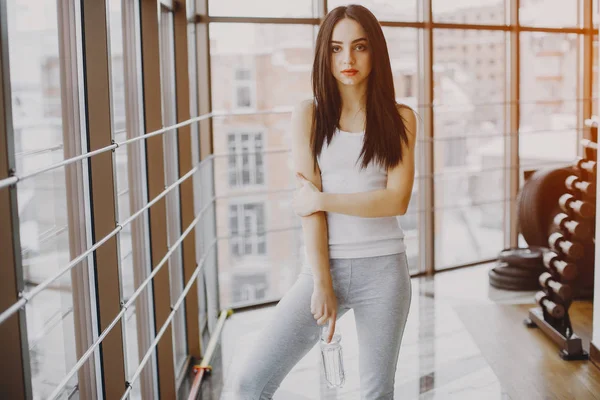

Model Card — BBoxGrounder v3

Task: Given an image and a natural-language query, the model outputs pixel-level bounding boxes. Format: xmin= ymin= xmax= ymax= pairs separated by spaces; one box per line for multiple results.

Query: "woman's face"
xmin=330 ymin=18 xmax=372 ymax=87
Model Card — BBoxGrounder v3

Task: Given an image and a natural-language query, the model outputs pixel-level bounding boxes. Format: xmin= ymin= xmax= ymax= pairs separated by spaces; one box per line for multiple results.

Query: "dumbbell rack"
xmin=524 ymin=132 xmax=597 ymax=361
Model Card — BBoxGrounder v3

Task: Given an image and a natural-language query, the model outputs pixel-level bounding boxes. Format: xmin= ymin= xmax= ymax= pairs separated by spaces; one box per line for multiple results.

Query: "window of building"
xmin=229 ymin=202 xmax=267 ymax=256
xmin=232 ymin=273 xmax=268 ymax=304
xmin=228 ymin=132 xmax=265 ymax=187
xmin=234 ymin=67 xmax=255 ymax=108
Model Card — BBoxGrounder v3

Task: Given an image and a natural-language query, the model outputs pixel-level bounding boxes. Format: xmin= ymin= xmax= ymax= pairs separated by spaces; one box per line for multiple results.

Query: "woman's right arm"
xmin=290 ymin=100 xmax=338 ymax=341
xmin=290 ymin=100 xmax=332 ymax=287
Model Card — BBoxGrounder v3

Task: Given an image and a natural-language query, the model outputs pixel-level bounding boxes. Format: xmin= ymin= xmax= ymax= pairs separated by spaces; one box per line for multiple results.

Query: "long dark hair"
xmin=311 ymin=4 xmax=411 ymax=171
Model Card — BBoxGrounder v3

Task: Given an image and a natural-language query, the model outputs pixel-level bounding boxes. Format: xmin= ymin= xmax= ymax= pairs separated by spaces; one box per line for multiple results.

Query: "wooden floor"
xmin=455 ymin=301 xmax=600 ymax=400
xmin=197 ymin=264 xmax=599 ymax=400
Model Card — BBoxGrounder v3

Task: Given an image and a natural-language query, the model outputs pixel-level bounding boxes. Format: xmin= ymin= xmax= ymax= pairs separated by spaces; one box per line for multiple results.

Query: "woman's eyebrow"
xmin=330 ymin=37 xmax=368 ymax=44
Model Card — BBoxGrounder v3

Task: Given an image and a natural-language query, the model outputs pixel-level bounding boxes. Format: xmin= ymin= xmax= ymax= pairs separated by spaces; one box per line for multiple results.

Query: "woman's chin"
xmin=337 ymin=76 xmax=364 ymax=86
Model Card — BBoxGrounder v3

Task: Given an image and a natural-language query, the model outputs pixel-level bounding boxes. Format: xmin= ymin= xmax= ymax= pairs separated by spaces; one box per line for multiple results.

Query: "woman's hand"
xmin=293 ymin=172 xmax=322 ymax=217
xmin=311 ymin=282 xmax=338 ymax=343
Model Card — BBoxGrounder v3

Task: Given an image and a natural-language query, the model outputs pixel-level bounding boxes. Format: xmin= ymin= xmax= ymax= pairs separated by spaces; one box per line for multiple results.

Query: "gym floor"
xmin=198 ymin=263 xmax=598 ymax=400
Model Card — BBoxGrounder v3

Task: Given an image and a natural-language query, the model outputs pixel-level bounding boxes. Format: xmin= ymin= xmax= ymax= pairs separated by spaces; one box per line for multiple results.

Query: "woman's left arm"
xmin=294 ymin=107 xmax=417 ymax=218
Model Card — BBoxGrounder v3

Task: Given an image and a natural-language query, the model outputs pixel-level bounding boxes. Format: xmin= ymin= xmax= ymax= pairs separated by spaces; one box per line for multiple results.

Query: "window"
xmin=232 ymin=273 xmax=268 ymax=304
xmin=228 ymin=132 xmax=264 ymax=187
xmin=519 ymin=0 xmax=577 ymax=28
xmin=433 ymin=29 xmax=506 ymax=269
xmin=229 ymin=203 xmax=267 ymax=256
xmin=209 ymin=0 xmax=315 ymax=18
xmin=433 ymin=1 xmax=505 ymax=25
xmin=234 ymin=67 xmax=254 ymax=109
xmin=7 ymin=0 xmax=81 ymax=396
xmin=403 ymin=74 xmax=413 ymax=97
xmin=328 ymin=0 xmax=419 ymax=22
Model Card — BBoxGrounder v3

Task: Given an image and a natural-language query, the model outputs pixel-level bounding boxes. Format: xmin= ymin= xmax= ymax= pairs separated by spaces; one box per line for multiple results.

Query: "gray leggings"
xmin=229 ymin=252 xmax=412 ymax=400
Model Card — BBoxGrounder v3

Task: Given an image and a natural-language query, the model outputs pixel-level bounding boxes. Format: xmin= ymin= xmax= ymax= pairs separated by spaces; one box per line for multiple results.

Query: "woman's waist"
xmin=326 ymin=214 xmax=404 ymax=243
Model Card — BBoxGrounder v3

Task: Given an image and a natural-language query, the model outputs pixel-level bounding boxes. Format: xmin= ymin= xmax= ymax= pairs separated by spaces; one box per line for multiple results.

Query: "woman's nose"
xmin=343 ymin=50 xmax=354 ymax=65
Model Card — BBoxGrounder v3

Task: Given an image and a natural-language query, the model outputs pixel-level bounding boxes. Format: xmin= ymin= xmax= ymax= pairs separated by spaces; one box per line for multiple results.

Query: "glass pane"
xmin=383 ymin=27 xmax=421 ymax=274
xmin=433 ymin=0 xmax=505 ymax=25
xmin=519 ymin=0 xmax=578 ymax=28
xmin=328 ymin=0 xmax=419 ymax=22
xmin=210 ymin=24 xmax=314 ymax=305
xmin=433 ymin=29 xmax=506 ymax=269
xmin=7 ymin=0 xmax=79 ymax=397
xmin=209 ymin=24 xmax=315 ymax=111
xmin=209 ymin=0 xmax=315 ymax=18
xmin=520 ymin=32 xmax=579 ymax=174
xmin=159 ymin=8 xmax=188 ymax=373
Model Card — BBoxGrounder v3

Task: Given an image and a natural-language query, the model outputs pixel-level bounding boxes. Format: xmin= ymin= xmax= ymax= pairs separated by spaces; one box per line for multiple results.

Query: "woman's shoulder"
xmin=290 ymin=99 xmax=315 ymax=141
xmin=395 ymin=103 xmax=416 ymax=118
xmin=291 ymin=99 xmax=315 ymax=132
xmin=395 ymin=103 xmax=418 ymax=136
xmin=293 ymin=98 xmax=315 ymax=117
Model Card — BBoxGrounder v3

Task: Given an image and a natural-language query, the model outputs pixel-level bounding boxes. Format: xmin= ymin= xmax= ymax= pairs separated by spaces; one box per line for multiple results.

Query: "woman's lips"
xmin=342 ymin=70 xmax=358 ymax=76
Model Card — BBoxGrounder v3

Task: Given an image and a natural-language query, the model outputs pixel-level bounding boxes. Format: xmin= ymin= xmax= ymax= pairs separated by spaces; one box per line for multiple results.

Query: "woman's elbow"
xmin=395 ymin=201 xmax=410 ymax=216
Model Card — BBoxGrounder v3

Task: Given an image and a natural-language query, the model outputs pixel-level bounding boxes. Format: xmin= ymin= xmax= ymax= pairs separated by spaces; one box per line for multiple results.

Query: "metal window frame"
xmin=122 ymin=0 xmax=159 ymax=398
xmin=194 ymin=0 xmax=220 ymax=339
xmin=581 ymin=0 xmax=594 ymax=144
xmin=139 ymin=0 xmax=178 ymax=397
xmin=505 ymin=0 xmax=521 ymax=249
xmin=80 ymin=0 xmax=127 ymax=398
xmin=158 ymin=5 xmax=189 ymax=378
xmin=187 ymin=0 xmax=210 ymax=354
xmin=419 ymin=0 xmax=435 ymax=275
xmin=0 ymin=1 xmax=32 ymax=397
xmin=57 ymin=0 xmax=101 ymax=398
xmin=172 ymin=0 xmax=202 ymax=369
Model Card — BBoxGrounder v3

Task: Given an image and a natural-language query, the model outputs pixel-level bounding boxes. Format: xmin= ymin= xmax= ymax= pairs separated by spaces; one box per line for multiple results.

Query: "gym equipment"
xmin=552 ymin=213 xmax=591 ymax=240
xmin=488 ymin=268 xmax=541 ymax=291
xmin=538 ymin=272 xmax=572 ymax=301
xmin=565 ymin=175 xmax=595 ymax=197
xmin=548 ymin=232 xmax=584 ymax=260
xmin=522 ymin=134 xmax=596 ymax=361
xmin=558 ymin=193 xmax=594 ymax=219
xmin=517 ymin=168 xmax=573 ymax=247
xmin=573 ymin=157 xmax=596 ymax=175
xmin=534 ymin=291 xmax=565 ymax=318
xmin=497 ymin=246 xmax=544 ymax=269
xmin=542 ymin=251 xmax=578 ymax=280
xmin=494 ymin=261 xmax=545 ymax=279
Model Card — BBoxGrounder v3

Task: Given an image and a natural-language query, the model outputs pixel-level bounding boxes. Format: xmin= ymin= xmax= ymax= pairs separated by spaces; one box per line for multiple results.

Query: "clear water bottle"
xmin=320 ymin=324 xmax=345 ymax=388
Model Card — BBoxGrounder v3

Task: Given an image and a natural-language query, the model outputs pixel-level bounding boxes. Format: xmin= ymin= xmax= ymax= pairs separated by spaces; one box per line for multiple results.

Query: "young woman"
xmin=231 ymin=5 xmax=416 ymax=399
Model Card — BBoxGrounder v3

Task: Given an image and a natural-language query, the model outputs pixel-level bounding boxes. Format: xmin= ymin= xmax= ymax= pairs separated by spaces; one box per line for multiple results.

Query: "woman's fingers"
xmin=324 ymin=317 xmax=336 ymax=343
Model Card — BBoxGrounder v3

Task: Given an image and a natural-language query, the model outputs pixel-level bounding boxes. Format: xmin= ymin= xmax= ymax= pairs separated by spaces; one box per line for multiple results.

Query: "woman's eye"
xmin=332 ymin=46 xmax=341 ymax=53
xmin=355 ymin=44 xmax=366 ymax=51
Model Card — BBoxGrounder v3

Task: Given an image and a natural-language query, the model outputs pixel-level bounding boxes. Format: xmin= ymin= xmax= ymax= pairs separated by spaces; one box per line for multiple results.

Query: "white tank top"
xmin=316 ymin=127 xmax=406 ymax=259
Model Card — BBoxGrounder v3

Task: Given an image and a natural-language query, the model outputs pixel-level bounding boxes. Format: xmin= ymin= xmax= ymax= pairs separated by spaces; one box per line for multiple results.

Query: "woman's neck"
xmin=337 ymin=80 xmax=367 ymax=114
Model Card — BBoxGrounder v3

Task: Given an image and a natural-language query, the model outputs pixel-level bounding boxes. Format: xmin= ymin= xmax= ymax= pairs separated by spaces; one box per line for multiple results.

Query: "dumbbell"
xmin=548 ymin=232 xmax=584 ymax=260
xmin=553 ymin=213 xmax=592 ymax=240
xmin=574 ymin=158 xmax=596 ymax=175
xmin=558 ymin=193 xmax=594 ymax=219
xmin=565 ymin=175 xmax=595 ymax=197
xmin=535 ymin=291 xmax=565 ymax=319
xmin=542 ymin=251 xmax=578 ymax=280
xmin=538 ymin=272 xmax=572 ymax=302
